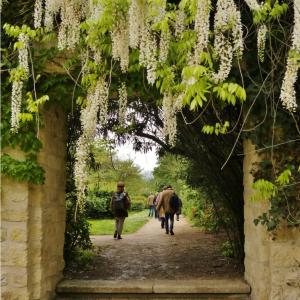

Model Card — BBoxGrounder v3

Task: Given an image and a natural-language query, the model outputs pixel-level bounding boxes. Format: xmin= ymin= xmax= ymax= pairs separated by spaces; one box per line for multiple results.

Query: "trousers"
xmin=115 ymin=217 xmax=125 ymax=235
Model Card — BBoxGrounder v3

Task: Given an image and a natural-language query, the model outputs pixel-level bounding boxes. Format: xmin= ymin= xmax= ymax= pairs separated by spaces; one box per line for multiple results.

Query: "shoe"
xmin=170 ymin=231 xmax=174 ymax=235
xmin=176 ymin=218 xmax=179 ymax=221
xmin=114 ymin=231 xmax=117 ymax=238
xmin=166 ymin=230 xmax=169 ymax=234
xmin=117 ymin=235 xmax=122 ymax=240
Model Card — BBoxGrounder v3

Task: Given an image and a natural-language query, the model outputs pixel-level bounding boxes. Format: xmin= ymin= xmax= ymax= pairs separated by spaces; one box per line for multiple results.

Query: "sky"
xmin=116 ymin=143 xmax=158 ymax=175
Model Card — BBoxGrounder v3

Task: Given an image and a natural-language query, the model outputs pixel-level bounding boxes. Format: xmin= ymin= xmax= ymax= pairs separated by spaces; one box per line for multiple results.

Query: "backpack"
xmin=170 ymin=193 xmax=180 ymax=212
xmin=114 ymin=192 xmax=126 ymax=211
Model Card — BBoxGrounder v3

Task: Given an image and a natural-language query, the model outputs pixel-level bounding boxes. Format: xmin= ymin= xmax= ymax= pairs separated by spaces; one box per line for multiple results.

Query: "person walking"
xmin=110 ymin=181 xmax=131 ymax=240
xmin=147 ymin=193 xmax=155 ymax=217
xmin=155 ymin=188 xmax=165 ymax=229
xmin=176 ymin=197 xmax=183 ymax=221
xmin=156 ymin=185 xmax=179 ymax=235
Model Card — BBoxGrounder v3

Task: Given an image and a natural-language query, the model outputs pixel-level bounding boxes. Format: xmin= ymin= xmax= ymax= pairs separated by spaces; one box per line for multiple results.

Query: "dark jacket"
xmin=110 ymin=192 xmax=130 ymax=218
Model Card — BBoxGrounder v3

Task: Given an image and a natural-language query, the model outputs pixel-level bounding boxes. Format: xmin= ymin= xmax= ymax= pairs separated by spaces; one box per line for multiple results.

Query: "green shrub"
xmin=85 ymin=191 xmax=113 ymax=218
xmin=220 ymin=241 xmax=234 ymax=258
xmin=130 ymin=200 xmax=145 ymax=211
xmin=73 ymin=249 xmax=94 ymax=269
xmin=64 ymin=192 xmax=93 ymax=265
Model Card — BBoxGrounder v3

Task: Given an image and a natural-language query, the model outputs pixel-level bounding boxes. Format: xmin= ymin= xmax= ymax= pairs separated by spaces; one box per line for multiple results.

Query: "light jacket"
xmin=156 ymin=188 xmax=176 ymax=215
xmin=147 ymin=194 xmax=155 ymax=207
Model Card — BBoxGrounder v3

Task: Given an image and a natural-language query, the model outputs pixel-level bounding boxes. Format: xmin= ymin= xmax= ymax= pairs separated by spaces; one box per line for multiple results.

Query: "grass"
xmin=88 ymin=210 xmax=150 ymax=235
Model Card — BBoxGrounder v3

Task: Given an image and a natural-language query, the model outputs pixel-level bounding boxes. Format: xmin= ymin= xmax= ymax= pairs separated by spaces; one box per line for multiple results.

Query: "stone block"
xmin=1 ymin=288 xmax=30 ymax=300
xmin=11 ymin=269 xmax=28 ymax=287
xmin=270 ymin=243 xmax=300 ymax=268
xmin=1 ymin=228 xmax=7 ymax=242
xmin=2 ymin=244 xmax=28 ymax=267
xmin=2 ymin=210 xmax=28 ymax=222
xmin=9 ymin=227 xmax=27 ymax=243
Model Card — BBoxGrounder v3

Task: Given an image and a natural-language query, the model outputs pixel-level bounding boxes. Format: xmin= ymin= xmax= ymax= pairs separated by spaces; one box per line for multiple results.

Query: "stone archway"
xmin=1 ymin=106 xmax=67 ymax=300
xmin=1 ymin=108 xmax=300 ymax=300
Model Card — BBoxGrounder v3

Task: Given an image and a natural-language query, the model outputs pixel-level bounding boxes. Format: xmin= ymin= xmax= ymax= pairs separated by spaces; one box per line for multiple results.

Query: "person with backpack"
xmin=110 ymin=181 xmax=131 ymax=240
xmin=156 ymin=185 xmax=179 ymax=235
xmin=176 ymin=197 xmax=183 ymax=221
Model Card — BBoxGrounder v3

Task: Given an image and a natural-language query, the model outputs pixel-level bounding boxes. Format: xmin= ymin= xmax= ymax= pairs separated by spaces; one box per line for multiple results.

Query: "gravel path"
xmin=65 ymin=217 xmax=242 ymax=280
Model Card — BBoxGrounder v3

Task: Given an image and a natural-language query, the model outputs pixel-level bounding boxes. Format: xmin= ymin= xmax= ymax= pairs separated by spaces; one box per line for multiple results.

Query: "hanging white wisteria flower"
xmin=34 ymin=0 xmax=43 ymax=29
xmin=232 ymin=8 xmax=244 ymax=59
xmin=84 ymin=76 xmax=108 ymax=130
xmin=75 ymin=75 xmax=108 ymax=207
xmin=58 ymin=1 xmax=81 ymax=50
xmin=194 ymin=0 xmax=211 ymax=64
xmin=280 ymin=0 xmax=300 ymax=112
xmin=74 ymin=135 xmax=90 ymax=209
xmin=292 ymin=0 xmax=300 ymax=51
xmin=11 ymin=80 xmax=23 ymax=132
xmin=150 ymin=0 xmax=166 ymax=24
xmin=128 ymin=0 xmax=145 ymax=48
xmin=212 ymin=38 xmax=233 ymax=83
xmin=88 ymin=0 xmax=103 ymax=21
xmin=96 ymin=77 xmax=109 ymax=125
xmin=280 ymin=58 xmax=298 ymax=112
xmin=111 ymin=18 xmax=129 ymax=72
xmin=159 ymin=29 xmax=170 ymax=63
xmin=175 ymin=8 xmax=185 ymax=38
xmin=139 ymin=22 xmax=158 ymax=85
xmin=44 ymin=0 xmax=61 ymax=31
xmin=212 ymin=0 xmax=242 ymax=83
xmin=118 ymin=82 xmax=128 ymax=126
xmin=162 ymin=93 xmax=180 ymax=147
xmin=244 ymin=0 xmax=261 ymax=11
xmin=257 ymin=24 xmax=267 ymax=62
xmin=18 ymin=33 xmax=29 ymax=76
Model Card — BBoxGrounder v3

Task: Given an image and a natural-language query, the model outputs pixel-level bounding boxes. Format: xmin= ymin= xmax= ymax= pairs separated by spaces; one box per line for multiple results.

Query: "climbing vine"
xmin=1 ymin=0 xmax=299 ymax=233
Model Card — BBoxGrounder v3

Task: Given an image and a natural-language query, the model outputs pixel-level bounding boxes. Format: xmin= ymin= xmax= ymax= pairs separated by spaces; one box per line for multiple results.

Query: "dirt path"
xmin=65 ymin=217 xmax=242 ymax=280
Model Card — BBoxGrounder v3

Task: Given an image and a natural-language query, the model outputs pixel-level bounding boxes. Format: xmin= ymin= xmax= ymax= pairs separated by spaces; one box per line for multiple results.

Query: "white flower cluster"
xmin=58 ymin=1 xmax=81 ymax=50
xmin=44 ymin=0 xmax=61 ymax=31
xmin=231 ymin=8 xmax=244 ymax=59
xmin=75 ymin=76 xmax=108 ymax=205
xmin=34 ymin=0 xmax=43 ymax=29
xmin=139 ymin=22 xmax=157 ymax=85
xmin=88 ymin=0 xmax=103 ymax=21
xmin=11 ymin=33 xmax=30 ymax=131
xmin=292 ymin=0 xmax=300 ymax=51
xmin=74 ymin=135 xmax=90 ymax=208
xmin=162 ymin=93 xmax=182 ymax=147
xmin=159 ymin=29 xmax=170 ymax=63
xmin=212 ymin=0 xmax=243 ymax=83
xmin=212 ymin=37 xmax=233 ymax=83
xmin=18 ymin=33 xmax=29 ymax=76
xmin=97 ymin=78 xmax=109 ymax=125
xmin=128 ymin=0 xmax=146 ymax=48
xmin=280 ymin=58 xmax=298 ymax=112
xmin=244 ymin=0 xmax=261 ymax=11
xmin=257 ymin=24 xmax=267 ymax=62
xmin=175 ymin=8 xmax=185 ymax=38
xmin=151 ymin=0 xmax=166 ymax=24
xmin=118 ymin=82 xmax=128 ymax=126
xmin=194 ymin=0 xmax=211 ymax=63
xmin=111 ymin=18 xmax=129 ymax=72
xmin=11 ymin=81 xmax=23 ymax=132
xmin=280 ymin=0 xmax=300 ymax=112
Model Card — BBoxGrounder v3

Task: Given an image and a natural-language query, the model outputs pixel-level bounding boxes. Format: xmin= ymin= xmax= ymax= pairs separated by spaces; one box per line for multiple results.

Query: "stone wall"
xmin=243 ymin=139 xmax=300 ymax=300
xmin=1 ymin=106 xmax=66 ymax=300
